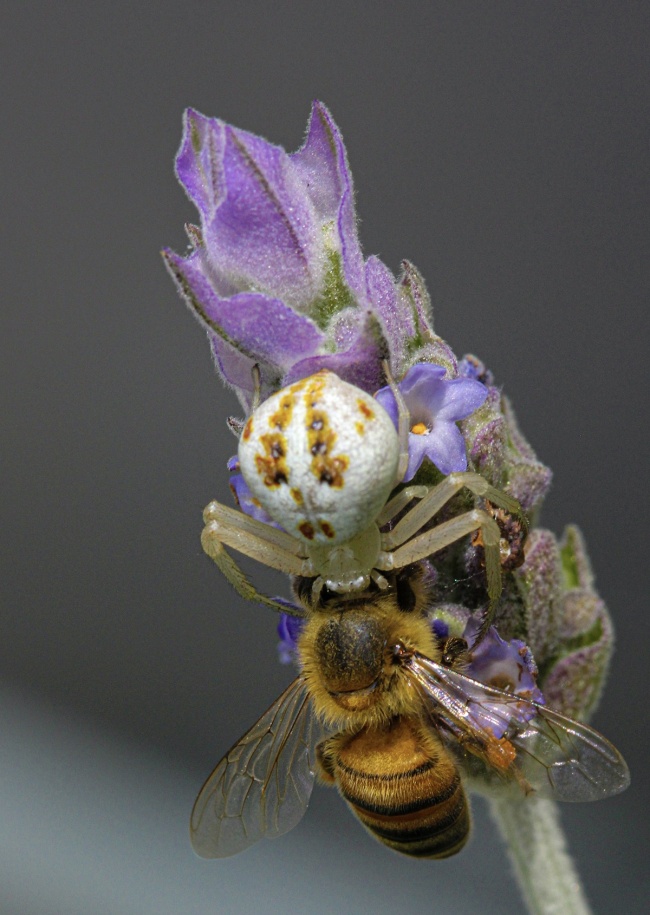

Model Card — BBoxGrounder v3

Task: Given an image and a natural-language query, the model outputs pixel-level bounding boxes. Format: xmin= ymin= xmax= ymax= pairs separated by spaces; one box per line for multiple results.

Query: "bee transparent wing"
xmin=406 ymin=652 xmax=629 ymax=802
xmin=190 ymin=676 xmax=317 ymax=858
xmin=509 ymin=701 xmax=630 ymax=801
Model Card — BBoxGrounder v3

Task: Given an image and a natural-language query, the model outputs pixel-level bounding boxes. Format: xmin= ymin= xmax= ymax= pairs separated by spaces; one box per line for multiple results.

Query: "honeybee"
xmin=190 ymin=565 xmax=629 ymax=859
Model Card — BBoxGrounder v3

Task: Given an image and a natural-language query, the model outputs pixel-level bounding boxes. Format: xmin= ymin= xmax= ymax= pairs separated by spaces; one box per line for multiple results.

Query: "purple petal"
xmin=404 ymin=432 xmax=432 ymax=481
xmin=229 ymin=471 xmax=281 ymax=527
xmin=211 ymin=291 xmax=322 ymax=367
xmin=277 ymin=612 xmax=306 ymax=648
xmin=374 ymin=364 xmax=448 ymax=425
xmin=178 ymin=111 xmax=324 ymax=307
xmin=373 ymin=386 xmax=398 ymax=426
xmin=458 ymin=355 xmax=494 ymax=386
xmin=374 ymin=364 xmax=487 ymax=478
xmin=432 ymin=618 xmax=450 ymax=640
xmin=337 ymin=186 xmax=366 ymax=307
xmin=399 ymin=260 xmax=435 ymax=335
xmin=463 ymin=620 xmax=544 ymax=738
xmin=366 ymin=256 xmax=414 ymax=371
xmin=277 ymin=612 xmax=307 ymax=664
xmin=435 ymin=378 xmax=489 ymax=422
xmin=291 ymin=101 xmax=348 ymax=223
xmin=209 ymin=126 xmax=322 ymax=304
xmin=416 ymin=423 xmax=468 ymax=477
xmin=209 ymin=334 xmax=270 ymax=406
xmin=465 ymin=619 xmax=541 ymax=697
xmin=400 ymin=362 xmax=447 ymax=393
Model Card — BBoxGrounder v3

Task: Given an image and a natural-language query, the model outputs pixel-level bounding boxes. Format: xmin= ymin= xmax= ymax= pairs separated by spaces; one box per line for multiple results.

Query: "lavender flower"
xmin=375 ymin=363 xmax=488 ymax=479
xmin=165 ymin=102 xmax=614 ymax=729
xmin=461 ymin=617 xmax=544 ymax=739
xmin=428 ymin=612 xmax=543 ymax=739
xmin=166 ymin=104 xmax=621 ymax=913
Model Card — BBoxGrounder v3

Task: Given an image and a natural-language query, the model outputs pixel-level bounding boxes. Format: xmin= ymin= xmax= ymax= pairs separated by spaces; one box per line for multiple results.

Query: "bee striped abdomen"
xmin=333 ymin=717 xmax=470 ymax=859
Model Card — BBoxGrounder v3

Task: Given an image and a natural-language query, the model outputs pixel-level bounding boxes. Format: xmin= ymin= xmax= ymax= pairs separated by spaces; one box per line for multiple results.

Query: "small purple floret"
xmin=458 ymin=354 xmax=494 ymax=387
xmin=375 ymin=363 xmax=488 ymax=480
xmin=431 ymin=618 xmax=450 ymax=641
xmin=463 ymin=617 xmax=544 ymax=739
xmin=277 ymin=613 xmax=306 ymax=665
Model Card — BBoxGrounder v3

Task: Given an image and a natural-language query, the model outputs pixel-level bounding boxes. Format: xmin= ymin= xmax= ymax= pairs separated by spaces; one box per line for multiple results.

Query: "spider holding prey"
xmin=201 ymin=366 xmax=524 ymax=647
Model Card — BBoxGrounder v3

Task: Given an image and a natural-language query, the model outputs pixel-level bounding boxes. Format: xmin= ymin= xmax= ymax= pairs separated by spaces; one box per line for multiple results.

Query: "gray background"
xmin=2 ymin=2 xmax=648 ymax=913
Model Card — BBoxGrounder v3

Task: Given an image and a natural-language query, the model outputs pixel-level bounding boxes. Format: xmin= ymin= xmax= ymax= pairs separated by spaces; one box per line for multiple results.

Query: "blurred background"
xmin=2 ymin=2 xmax=648 ymax=913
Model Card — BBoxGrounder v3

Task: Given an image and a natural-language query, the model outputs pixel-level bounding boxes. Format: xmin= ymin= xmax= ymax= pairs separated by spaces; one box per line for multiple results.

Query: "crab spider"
xmin=201 ymin=369 xmax=525 ymax=643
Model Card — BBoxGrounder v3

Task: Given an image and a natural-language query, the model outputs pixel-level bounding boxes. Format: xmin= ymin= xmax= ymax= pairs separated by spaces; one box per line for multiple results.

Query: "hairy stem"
xmin=489 ymin=797 xmax=592 ymax=915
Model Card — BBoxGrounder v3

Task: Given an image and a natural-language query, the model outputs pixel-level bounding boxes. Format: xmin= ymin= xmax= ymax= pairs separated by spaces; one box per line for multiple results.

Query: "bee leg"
xmin=315 ymin=736 xmax=339 ymax=783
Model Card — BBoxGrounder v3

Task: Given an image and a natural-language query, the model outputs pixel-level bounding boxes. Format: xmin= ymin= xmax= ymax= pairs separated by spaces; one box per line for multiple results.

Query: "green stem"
xmin=489 ymin=797 xmax=592 ymax=915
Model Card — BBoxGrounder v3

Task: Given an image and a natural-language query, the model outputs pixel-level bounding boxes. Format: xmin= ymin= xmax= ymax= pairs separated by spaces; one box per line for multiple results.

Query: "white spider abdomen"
xmin=238 ymin=371 xmax=399 ymax=546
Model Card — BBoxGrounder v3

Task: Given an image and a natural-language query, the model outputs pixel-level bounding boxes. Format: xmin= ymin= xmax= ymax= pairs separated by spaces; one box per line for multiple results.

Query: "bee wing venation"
xmin=510 ymin=703 xmax=630 ymax=802
xmin=190 ymin=677 xmax=317 ymax=858
xmin=407 ymin=653 xmax=629 ymax=802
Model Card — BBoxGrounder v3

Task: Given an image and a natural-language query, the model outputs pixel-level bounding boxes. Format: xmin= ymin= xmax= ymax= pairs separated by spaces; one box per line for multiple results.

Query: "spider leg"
xmin=382 ymin=359 xmax=410 ymax=485
xmin=250 ymin=363 xmax=262 ymax=412
xmin=201 ymin=501 xmax=310 ymax=615
xmin=380 ymin=472 xmax=524 ymax=551
xmin=377 ymin=507 xmax=503 ymax=639
xmin=375 ymin=486 xmax=428 ymax=528
xmin=377 ymin=472 xmax=525 ymax=645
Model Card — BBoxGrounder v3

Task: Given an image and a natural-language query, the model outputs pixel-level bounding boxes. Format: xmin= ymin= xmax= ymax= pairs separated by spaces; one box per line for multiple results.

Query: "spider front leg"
xmin=381 ymin=472 xmax=525 ymax=550
xmin=201 ymin=501 xmax=310 ymax=616
xmin=377 ymin=472 xmax=527 ymax=644
xmin=375 ymin=486 xmax=429 ymax=528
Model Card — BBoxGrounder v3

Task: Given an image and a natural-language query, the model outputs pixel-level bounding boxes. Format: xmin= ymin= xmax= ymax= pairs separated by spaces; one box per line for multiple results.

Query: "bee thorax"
xmin=314 ymin=611 xmax=384 ymax=699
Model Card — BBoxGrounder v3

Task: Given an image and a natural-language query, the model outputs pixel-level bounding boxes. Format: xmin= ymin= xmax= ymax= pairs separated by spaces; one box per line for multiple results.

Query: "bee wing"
xmin=190 ymin=677 xmax=317 ymax=858
xmin=405 ymin=652 xmax=629 ymax=802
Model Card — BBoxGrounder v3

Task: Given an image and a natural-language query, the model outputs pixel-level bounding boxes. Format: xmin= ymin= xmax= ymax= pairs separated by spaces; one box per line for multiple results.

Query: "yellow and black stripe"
xmin=333 ymin=717 xmax=470 ymax=858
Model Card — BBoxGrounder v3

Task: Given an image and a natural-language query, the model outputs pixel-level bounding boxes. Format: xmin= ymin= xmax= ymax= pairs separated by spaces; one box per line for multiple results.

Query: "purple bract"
xmin=163 ymin=102 xmax=445 ymax=410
